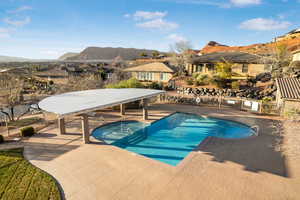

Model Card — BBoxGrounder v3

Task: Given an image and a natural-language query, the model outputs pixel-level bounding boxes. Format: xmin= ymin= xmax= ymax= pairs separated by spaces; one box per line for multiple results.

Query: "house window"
xmin=195 ymin=65 xmax=203 ymax=72
xmin=207 ymin=64 xmax=215 ymax=71
xmin=137 ymin=72 xmax=154 ymax=81
xmin=242 ymin=64 xmax=248 ymax=73
xmin=160 ymin=73 xmax=168 ymax=81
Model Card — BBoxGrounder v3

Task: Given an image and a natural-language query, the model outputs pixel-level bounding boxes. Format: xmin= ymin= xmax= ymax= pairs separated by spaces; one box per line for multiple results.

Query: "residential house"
xmin=292 ymin=49 xmax=300 ymax=62
xmin=275 ymin=28 xmax=300 ymax=42
xmin=124 ymin=62 xmax=176 ymax=83
xmin=276 ymin=78 xmax=300 ymax=115
xmin=186 ymin=52 xmax=270 ymax=77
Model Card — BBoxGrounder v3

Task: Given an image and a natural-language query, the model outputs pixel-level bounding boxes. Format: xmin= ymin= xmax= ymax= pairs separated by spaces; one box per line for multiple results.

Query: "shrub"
xmin=106 ymin=78 xmax=144 ymax=89
xmin=48 ymin=80 xmax=54 ymax=85
xmin=148 ymin=82 xmax=163 ymax=90
xmin=0 ymin=135 xmax=4 ymax=144
xmin=192 ymin=73 xmax=200 ymax=79
xmin=231 ymin=81 xmax=240 ymax=89
xmin=197 ymin=74 xmax=210 ymax=85
xmin=20 ymin=126 xmax=35 ymax=137
xmin=185 ymin=78 xmax=194 ymax=85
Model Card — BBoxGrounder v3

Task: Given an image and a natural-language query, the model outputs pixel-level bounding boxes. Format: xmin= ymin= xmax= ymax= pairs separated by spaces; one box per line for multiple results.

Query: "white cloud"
xmin=239 ymin=18 xmax=291 ymax=31
xmin=127 ymin=10 xmax=178 ymax=31
xmin=137 ymin=19 xmax=179 ymax=31
xmin=230 ymin=0 xmax=261 ymax=6
xmin=167 ymin=34 xmax=187 ymax=42
xmin=7 ymin=6 xmax=32 ymax=14
xmin=133 ymin=11 xmax=168 ymax=20
xmin=161 ymin=0 xmax=261 ymax=8
xmin=4 ymin=16 xmax=31 ymax=27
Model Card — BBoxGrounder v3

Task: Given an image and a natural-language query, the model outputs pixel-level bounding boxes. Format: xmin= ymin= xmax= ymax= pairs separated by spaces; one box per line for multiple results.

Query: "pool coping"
xmin=90 ymin=111 xmax=258 ymax=167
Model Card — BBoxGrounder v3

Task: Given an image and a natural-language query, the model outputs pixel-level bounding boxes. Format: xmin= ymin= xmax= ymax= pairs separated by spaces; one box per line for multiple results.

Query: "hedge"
xmin=20 ymin=127 xmax=35 ymax=137
xmin=0 ymin=135 xmax=4 ymax=144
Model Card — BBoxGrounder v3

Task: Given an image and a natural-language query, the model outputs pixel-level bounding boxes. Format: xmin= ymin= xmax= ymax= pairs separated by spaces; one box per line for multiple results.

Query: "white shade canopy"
xmin=39 ymin=88 xmax=165 ymax=117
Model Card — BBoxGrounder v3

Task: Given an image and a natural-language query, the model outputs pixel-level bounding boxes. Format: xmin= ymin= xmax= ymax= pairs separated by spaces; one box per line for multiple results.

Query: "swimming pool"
xmin=92 ymin=113 xmax=254 ymax=166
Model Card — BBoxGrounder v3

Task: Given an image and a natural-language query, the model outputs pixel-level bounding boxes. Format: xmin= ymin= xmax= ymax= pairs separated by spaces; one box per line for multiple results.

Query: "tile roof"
xmin=190 ymin=52 xmax=270 ymax=64
xmin=124 ymin=62 xmax=176 ymax=73
xmin=277 ymin=78 xmax=300 ymax=100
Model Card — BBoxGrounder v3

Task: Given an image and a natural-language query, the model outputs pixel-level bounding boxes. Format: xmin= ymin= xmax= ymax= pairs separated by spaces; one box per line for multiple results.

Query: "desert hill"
xmin=66 ymin=47 xmax=161 ymax=61
xmin=201 ymin=29 xmax=300 ymax=55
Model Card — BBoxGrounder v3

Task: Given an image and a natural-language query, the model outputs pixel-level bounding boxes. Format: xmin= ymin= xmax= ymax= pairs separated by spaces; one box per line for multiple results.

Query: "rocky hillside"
xmin=201 ymin=36 xmax=300 ymax=55
xmin=58 ymin=52 xmax=79 ymax=60
xmin=66 ymin=47 xmax=160 ymax=61
xmin=0 ymin=55 xmax=32 ymax=62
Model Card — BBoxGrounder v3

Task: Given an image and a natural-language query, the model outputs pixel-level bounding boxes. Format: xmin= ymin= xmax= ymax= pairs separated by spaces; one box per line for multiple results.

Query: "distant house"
xmin=124 ymin=62 xmax=176 ymax=83
xmin=275 ymin=28 xmax=300 ymax=42
xmin=292 ymin=49 xmax=300 ymax=62
xmin=186 ymin=52 xmax=270 ymax=77
xmin=276 ymin=78 xmax=300 ymax=115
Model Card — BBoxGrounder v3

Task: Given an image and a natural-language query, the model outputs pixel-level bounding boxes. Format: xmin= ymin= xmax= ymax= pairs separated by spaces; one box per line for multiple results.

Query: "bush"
xmin=20 ymin=126 xmax=35 ymax=137
xmin=185 ymin=78 xmax=194 ymax=85
xmin=148 ymin=82 xmax=163 ymax=90
xmin=231 ymin=81 xmax=240 ymax=89
xmin=106 ymin=78 xmax=144 ymax=89
xmin=197 ymin=74 xmax=210 ymax=85
xmin=0 ymin=135 xmax=4 ymax=144
xmin=192 ymin=73 xmax=200 ymax=79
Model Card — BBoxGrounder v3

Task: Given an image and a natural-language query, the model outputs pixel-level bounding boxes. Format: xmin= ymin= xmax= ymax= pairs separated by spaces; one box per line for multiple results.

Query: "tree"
xmin=270 ymin=44 xmax=293 ymax=78
xmin=140 ymin=52 xmax=148 ymax=58
xmin=215 ymin=60 xmax=232 ymax=79
xmin=152 ymin=51 xmax=160 ymax=58
xmin=170 ymin=41 xmax=193 ymax=54
xmin=0 ymin=74 xmax=25 ymax=121
xmin=169 ymin=41 xmax=194 ymax=74
xmin=59 ymin=74 xmax=104 ymax=93
xmin=213 ymin=60 xmax=233 ymax=88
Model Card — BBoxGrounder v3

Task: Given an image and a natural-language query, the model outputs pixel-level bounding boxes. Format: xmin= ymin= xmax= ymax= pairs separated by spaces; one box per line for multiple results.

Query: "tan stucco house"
xmin=276 ymin=78 xmax=300 ymax=115
xmin=185 ymin=52 xmax=270 ymax=77
xmin=275 ymin=28 xmax=300 ymax=42
xmin=124 ymin=62 xmax=176 ymax=83
xmin=292 ymin=49 xmax=300 ymax=62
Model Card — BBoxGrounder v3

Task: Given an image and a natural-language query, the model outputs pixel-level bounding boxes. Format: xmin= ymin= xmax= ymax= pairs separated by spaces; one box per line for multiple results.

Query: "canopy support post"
xmin=142 ymin=99 xmax=149 ymax=120
xmin=58 ymin=118 xmax=66 ymax=135
xmin=81 ymin=114 xmax=90 ymax=144
xmin=120 ymin=104 xmax=125 ymax=116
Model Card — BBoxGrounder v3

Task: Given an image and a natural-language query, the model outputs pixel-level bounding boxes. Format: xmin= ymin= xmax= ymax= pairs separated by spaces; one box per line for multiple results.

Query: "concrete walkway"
xmin=24 ymin=104 xmax=300 ymax=200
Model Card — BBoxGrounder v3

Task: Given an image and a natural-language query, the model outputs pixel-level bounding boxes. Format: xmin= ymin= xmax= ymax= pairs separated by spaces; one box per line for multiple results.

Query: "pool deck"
xmin=24 ymin=104 xmax=300 ymax=200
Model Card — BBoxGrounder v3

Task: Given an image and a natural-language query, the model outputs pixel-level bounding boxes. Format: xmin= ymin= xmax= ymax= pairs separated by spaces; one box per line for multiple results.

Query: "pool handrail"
xmin=251 ymin=125 xmax=259 ymax=136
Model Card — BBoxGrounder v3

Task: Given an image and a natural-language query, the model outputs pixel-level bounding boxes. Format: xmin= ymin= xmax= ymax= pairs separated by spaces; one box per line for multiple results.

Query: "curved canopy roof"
xmin=39 ymin=88 xmax=165 ymax=117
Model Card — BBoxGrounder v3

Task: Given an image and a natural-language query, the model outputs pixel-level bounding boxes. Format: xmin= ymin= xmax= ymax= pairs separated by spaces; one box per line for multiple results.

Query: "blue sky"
xmin=0 ymin=0 xmax=300 ymax=59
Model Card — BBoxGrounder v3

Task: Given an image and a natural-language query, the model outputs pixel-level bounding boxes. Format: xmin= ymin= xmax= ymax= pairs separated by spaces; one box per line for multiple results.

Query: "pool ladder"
xmin=251 ymin=125 xmax=259 ymax=136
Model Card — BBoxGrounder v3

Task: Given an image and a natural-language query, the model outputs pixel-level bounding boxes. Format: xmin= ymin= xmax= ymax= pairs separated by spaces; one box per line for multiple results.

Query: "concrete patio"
xmin=24 ymin=104 xmax=300 ymax=200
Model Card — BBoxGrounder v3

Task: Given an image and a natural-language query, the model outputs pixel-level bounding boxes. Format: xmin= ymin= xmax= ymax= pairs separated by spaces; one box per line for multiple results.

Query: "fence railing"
xmin=157 ymin=93 xmax=280 ymax=115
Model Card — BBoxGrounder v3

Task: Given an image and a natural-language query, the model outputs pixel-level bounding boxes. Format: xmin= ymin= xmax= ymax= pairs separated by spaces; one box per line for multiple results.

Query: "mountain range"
xmin=64 ymin=47 xmax=160 ymax=61
xmin=0 ymin=55 xmax=33 ymax=62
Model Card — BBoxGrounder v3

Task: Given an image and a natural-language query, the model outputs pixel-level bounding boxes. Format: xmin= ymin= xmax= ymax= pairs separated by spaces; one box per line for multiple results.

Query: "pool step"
xmin=114 ymin=130 xmax=147 ymax=147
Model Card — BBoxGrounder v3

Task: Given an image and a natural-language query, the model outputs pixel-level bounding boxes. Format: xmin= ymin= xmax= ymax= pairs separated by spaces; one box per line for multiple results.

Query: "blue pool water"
xmin=92 ymin=113 xmax=254 ymax=166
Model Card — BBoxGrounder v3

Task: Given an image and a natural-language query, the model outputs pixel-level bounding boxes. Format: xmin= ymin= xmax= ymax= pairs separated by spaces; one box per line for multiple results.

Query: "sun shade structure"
xmin=39 ymin=88 xmax=165 ymax=116
xmin=39 ymin=88 xmax=165 ymax=144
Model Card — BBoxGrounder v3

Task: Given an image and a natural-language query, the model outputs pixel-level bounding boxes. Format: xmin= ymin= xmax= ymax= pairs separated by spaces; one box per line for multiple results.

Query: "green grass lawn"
xmin=0 ymin=148 xmax=61 ymax=200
